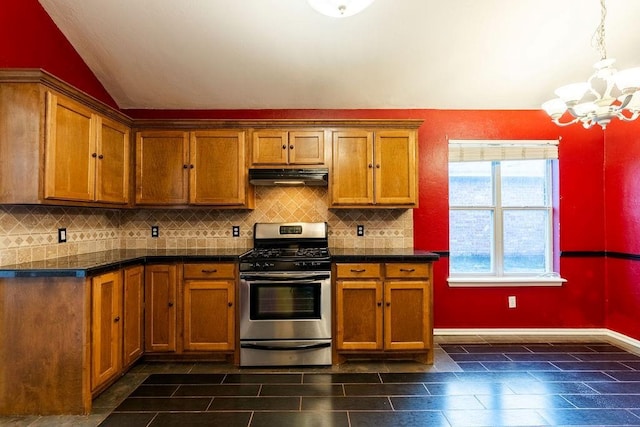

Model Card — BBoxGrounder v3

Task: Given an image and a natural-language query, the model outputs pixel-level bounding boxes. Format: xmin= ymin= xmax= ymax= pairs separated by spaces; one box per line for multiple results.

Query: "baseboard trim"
xmin=434 ymin=328 xmax=640 ymax=353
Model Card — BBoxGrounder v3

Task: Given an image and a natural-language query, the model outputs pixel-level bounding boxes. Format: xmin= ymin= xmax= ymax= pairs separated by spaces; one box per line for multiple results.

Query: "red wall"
xmin=603 ymin=119 xmax=640 ymax=339
xmin=6 ymin=0 xmax=627 ymax=333
xmin=1 ymin=0 xmax=117 ymax=108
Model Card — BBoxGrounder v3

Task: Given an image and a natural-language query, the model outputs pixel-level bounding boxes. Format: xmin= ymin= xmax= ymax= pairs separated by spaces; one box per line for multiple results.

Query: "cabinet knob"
xmin=368 ymin=163 xmax=373 ymax=168
xmin=228 ymin=302 xmax=233 ymax=307
xmin=168 ymin=302 xmax=174 ymax=307
xmin=377 ymin=302 xmax=382 ymax=307
xmin=376 ymin=164 xmax=381 ymax=169
xmin=114 ymin=316 xmax=120 ymax=322
xmin=98 ymin=154 xmax=104 ymax=159
xmin=190 ymin=164 xmax=194 ymax=169
xmin=183 ymin=164 xmax=189 ymax=169
xmin=91 ymin=153 xmax=97 ymax=158
xmin=289 ymin=145 xmax=294 ymax=150
xmin=386 ymin=302 xmax=391 ymax=307
xmin=282 ymin=145 xmax=287 ymax=150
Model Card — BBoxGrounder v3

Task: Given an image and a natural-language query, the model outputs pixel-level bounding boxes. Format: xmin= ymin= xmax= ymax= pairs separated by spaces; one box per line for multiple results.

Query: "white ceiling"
xmin=38 ymin=0 xmax=640 ymax=110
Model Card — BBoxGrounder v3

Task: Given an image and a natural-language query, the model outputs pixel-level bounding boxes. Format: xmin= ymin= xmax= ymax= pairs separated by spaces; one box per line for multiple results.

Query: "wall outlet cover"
xmin=232 ymin=226 xmax=240 ymax=237
xmin=357 ymin=225 xmax=364 ymax=237
xmin=58 ymin=228 xmax=66 ymax=243
xmin=151 ymin=225 xmax=159 ymax=238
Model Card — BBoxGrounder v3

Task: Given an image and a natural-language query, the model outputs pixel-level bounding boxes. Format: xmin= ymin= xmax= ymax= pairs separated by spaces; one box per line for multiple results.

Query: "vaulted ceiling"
xmin=38 ymin=0 xmax=640 ymax=110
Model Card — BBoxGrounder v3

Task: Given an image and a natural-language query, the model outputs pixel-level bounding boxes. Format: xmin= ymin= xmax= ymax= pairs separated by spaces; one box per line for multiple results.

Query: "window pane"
xmin=449 ymin=162 xmax=493 ymax=206
xmin=503 ymin=210 xmax=549 ymax=273
xmin=449 ymin=210 xmax=493 ymax=273
xmin=501 ymin=160 xmax=548 ymax=207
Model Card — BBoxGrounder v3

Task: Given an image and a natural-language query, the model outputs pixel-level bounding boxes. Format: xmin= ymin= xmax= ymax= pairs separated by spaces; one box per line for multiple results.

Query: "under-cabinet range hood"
xmin=249 ymin=168 xmax=328 ymax=186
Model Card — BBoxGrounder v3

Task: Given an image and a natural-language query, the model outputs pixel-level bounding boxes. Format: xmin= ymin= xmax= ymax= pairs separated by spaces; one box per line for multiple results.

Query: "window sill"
xmin=447 ymin=276 xmax=566 ymax=287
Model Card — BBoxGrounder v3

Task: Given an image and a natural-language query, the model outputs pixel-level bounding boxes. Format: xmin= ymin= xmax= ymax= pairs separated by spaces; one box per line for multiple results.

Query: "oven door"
xmin=239 ymin=272 xmax=331 ymax=341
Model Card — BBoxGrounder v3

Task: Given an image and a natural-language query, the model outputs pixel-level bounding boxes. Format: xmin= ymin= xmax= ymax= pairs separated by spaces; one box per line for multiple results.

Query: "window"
xmin=448 ymin=140 xmax=564 ymax=287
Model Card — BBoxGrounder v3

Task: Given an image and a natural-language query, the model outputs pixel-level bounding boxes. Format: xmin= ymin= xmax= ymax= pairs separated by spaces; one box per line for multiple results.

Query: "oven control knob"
xmin=254 ymin=262 xmax=261 ymax=269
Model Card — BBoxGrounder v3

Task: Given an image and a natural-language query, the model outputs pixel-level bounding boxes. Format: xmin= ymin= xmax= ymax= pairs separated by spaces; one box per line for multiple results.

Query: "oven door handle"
xmin=240 ymin=273 xmax=330 ymax=282
xmin=241 ymin=342 xmax=331 ymax=351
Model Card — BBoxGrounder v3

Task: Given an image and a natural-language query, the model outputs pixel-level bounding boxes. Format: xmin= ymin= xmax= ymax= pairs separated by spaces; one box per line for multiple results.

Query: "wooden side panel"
xmin=123 ymin=265 xmax=144 ymax=368
xmin=44 ymin=91 xmax=96 ymax=201
xmin=335 ymin=280 xmax=382 ymax=350
xmin=331 ymin=130 xmax=374 ymax=205
xmin=0 ymin=82 xmax=43 ymax=204
xmin=96 ymin=116 xmax=130 ymax=204
xmin=190 ymin=130 xmax=246 ymax=205
xmin=374 ymin=130 xmax=417 ymax=206
xmin=0 ymin=277 xmax=91 ymax=415
xmin=135 ymin=131 xmax=189 ymax=205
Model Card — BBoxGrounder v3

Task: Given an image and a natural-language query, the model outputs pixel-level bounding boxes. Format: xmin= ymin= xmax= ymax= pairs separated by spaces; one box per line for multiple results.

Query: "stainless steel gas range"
xmin=239 ymin=222 xmax=331 ymax=367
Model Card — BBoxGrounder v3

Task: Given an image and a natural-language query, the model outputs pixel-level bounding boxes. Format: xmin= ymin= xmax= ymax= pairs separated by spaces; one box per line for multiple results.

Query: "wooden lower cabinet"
xmin=123 ymin=265 xmax=145 ymax=368
xmin=334 ymin=262 xmax=433 ymax=363
xmin=145 ymin=264 xmax=178 ymax=352
xmin=91 ymin=270 xmax=122 ymax=393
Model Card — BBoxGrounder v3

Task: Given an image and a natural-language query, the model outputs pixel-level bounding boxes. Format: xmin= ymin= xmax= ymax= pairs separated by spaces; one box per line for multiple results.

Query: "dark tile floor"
xmin=5 ymin=337 xmax=640 ymax=426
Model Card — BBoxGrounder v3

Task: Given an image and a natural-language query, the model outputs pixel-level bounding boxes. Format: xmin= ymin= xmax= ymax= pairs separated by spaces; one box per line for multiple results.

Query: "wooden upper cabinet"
xmin=45 ymin=92 xmax=97 ymax=202
xmin=44 ymin=91 xmax=131 ymax=204
xmin=331 ymin=130 xmax=374 ymax=205
xmin=135 ymin=131 xmax=190 ymax=205
xmin=252 ymin=130 xmax=325 ymax=166
xmin=190 ymin=130 xmax=247 ymax=205
xmin=331 ymin=129 xmax=417 ymax=208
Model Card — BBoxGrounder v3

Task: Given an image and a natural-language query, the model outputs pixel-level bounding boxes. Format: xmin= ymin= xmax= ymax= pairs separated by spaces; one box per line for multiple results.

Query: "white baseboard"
xmin=434 ymin=328 xmax=640 ymax=353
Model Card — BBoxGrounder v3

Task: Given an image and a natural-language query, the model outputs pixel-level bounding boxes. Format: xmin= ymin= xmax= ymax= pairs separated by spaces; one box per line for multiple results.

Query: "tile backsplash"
xmin=0 ymin=187 xmax=413 ymax=266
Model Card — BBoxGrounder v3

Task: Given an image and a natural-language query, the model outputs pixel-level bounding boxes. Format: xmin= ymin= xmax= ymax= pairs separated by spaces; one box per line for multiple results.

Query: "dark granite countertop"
xmin=0 ymin=248 xmax=439 ymax=278
xmin=330 ymin=248 xmax=440 ymax=263
xmin=0 ymin=248 xmax=252 ymax=278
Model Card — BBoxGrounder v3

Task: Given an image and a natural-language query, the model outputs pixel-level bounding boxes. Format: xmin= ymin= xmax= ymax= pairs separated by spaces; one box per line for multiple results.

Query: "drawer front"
xmin=183 ymin=263 xmax=236 ymax=279
xmin=335 ymin=263 xmax=381 ymax=279
xmin=385 ymin=263 xmax=429 ymax=279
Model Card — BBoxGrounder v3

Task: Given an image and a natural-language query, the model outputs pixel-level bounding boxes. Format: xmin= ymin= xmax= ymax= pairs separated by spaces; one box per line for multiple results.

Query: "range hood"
xmin=249 ymin=168 xmax=328 ymax=186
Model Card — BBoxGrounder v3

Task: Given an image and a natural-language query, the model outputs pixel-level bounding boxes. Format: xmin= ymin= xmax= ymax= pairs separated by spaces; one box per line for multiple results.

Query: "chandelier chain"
xmin=592 ymin=0 xmax=607 ymax=60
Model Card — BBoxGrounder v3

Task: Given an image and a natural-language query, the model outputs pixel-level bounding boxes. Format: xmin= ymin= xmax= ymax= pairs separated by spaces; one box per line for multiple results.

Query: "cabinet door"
xmin=44 ymin=91 xmax=96 ymax=201
xmin=183 ymin=280 xmax=235 ymax=351
xmin=252 ymin=130 xmax=288 ymax=165
xmin=91 ymin=270 xmax=122 ymax=391
xmin=135 ymin=131 xmax=189 ymax=205
xmin=289 ymin=131 xmax=325 ymax=165
xmin=145 ymin=264 xmax=178 ymax=352
xmin=374 ymin=130 xmax=417 ymax=206
xmin=122 ymin=265 xmax=144 ymax=369
xmin=96 ymin=116 xmax=130 ymax=204
xmin=190 ymin=130 xmax=247 ymax=205
xmin=383 ymin=280 xmax=430 ymax=351
xmin=335 ymin=280 xmax=382 ymax=350
xmin=331 ymin=130 xmax=374 ymax=205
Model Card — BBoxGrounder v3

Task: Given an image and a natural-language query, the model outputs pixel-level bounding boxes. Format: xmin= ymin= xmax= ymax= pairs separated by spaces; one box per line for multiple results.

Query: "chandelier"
xmin=542 ymin=0 xmax=640 ymax=129
xmin=307 ymin=0 xmax=375 ymax=18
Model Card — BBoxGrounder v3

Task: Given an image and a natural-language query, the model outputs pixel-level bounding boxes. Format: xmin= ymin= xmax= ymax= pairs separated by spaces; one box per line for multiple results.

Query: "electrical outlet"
xmin=508 ymin=295 xmax=517 ymax=308
xmin=151 ymin=225 xmax=159 ymax=238
xmin=232 ymin=225 xmax=240 ymax=237
xmin=357 ymin=225 xmax=364 ymax=237
xmin=58 ymin=228 xmax=67 ymax=243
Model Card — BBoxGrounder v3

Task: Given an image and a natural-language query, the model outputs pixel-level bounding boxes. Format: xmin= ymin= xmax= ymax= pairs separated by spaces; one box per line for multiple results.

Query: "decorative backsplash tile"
xmin=0 ymin=187 xmax=413 ymax=266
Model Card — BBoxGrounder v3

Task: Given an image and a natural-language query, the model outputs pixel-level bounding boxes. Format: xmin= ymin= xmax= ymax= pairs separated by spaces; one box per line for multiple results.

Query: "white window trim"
xmin=447 ymin=276 xmax=566 ymax=287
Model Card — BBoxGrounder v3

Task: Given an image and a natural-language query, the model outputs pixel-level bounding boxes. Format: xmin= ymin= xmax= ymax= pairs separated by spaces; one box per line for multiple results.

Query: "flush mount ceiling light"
xmin=307 ymin=0 xmax=375 ymax=18
xmin=542 ymin=0 xmax=640 ymax=129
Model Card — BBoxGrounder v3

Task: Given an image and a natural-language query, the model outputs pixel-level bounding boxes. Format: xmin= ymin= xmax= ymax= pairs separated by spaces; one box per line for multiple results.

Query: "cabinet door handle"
xmin=377 ymin=302 xmax=382 ymax=307
xmin=289 ymin=145 xmax=294 ymax=149
xmin=183 ymin=164 xmax=189 ymax=169
xmin=168 ymin=302 xmax=174 ymax=307
xmin=190 ymin=164 xmax=194 ymax=169
xmin=228 ymin=302 xmax=233 ymax=307
xmin=282 ymin=145 xmax=287 ymax=149
xmin=201 ymin=269 xmax=218 ymax=273
xmin=91 ymin=153 xmax=97 ymax=158
xmin=386 ymin=302 xmax=391 ymax=307
xmin=368 ymin=163 xmax=373 ymax=168
xmin=400 ymin=268 xmax=416 ymax=273
xmin=114 ymin=316 xmax=120 ymax=322
xmin=350 ymin=269 xmax=366 ymax=273
xmin=376 ymin=164 xmax=381 ymax=168
xmin=98 ymin=154 xmax=104 ymax=159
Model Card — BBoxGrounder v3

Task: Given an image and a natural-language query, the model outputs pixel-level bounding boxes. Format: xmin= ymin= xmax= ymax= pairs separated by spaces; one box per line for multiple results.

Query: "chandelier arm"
xmin=552 ymin=117 xmax=581 ymax=127
xmin=616 ymin=110 xmax=640 ymax=122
